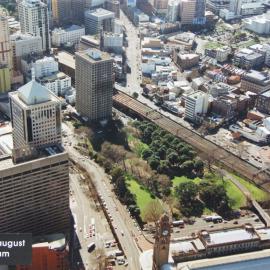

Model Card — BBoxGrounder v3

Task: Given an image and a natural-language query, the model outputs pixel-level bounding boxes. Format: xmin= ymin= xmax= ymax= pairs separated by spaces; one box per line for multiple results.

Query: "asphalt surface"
xmin=63 ymin=122 xmax=142 ymax=270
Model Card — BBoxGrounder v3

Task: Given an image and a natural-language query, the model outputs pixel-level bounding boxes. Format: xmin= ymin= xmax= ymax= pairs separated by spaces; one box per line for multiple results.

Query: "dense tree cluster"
xmin=133 ymin=121 xmax=204 ymax=178
xmin=175 ymin=180 xmax=232 ymax=217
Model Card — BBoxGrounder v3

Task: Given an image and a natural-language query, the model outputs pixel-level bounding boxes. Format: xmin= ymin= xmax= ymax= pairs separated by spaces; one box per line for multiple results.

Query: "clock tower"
xmin=152 ymin=214 xmax=171 ymax=270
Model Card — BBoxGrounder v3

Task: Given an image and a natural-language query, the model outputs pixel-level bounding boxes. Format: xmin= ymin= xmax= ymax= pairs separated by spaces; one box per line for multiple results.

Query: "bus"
xmin=172 ymin=220 xmax=185 ymax=228
xmin=87 ymin=242 xmax=95 ymax=252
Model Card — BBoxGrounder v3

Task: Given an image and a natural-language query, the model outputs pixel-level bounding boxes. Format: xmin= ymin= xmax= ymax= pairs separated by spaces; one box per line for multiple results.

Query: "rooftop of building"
xmin=10 ymin=32 xmax=40 ymax=41
xmin=0 ymin=143 xmax=65 ymax=172
xmin=55 ymin=51 xmax=75 ymax=69
xmin=243 ymin=12 xmax=270 ymax=23
xmin=179 ymin=53 xmax=199 ymax=60
xmin=20 ymin=0 xmax=46 ymax=8
xmin=80 ymin=35 xmax=100 ymax=45
xmin=9 ymin=78 xmax=60 ymax=106
xmin=52 ymin=24 xmax=85 ymax=33
xmin=177 ymin=249 xmax=270 ymax=269
xmin=85 ymin=8 xmax=114 ymax=18
xmin=186 ymin=91 xmax=206 ymax=100
xmin=261 ymin=89 xmax=270 ymax=97
xmin=76 ymin=49 xmax=111 ymax=63
xmin=243 ymin=70 xmax=270 ymax=83
xmin=33 ymin=233 xmax=66 ymax=250
xmin=200 ymin=226 xmax=259 ymax=246
xmin=37 ymin=71 xmax=69 ymax=82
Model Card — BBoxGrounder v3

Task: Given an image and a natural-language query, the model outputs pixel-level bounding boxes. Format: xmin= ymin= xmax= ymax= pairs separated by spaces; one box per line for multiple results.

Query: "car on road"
xmin=121 ymin=230 xmax=124 ymax=236
xmin=87 ymin=242 xmax=95 ymax=252
xmin=79 ymin=227 xmax=82 ymax=232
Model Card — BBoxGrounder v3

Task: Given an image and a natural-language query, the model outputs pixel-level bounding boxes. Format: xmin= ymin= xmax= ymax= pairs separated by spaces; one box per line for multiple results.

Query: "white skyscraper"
xmin=18 ymin=0 xmax=51 ymax=51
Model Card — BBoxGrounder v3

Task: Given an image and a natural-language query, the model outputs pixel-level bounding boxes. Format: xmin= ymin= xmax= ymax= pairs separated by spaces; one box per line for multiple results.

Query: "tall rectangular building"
xmin=0 ymin=148 xmax=70 ymax=235
xmin=9 ymin=76 xmax=62 ymax=150
xmin=84 ymin=8 xmax=115 ymax=35
xmin=18 ymin=0 xmax=51 ymax=51
xmin=75 ymin=49 xmax=113 ymax=121
xmin=0 ymin=77 xmax=69 ymax=236
xmin=0 ymin=15 xmax=12 ymax=92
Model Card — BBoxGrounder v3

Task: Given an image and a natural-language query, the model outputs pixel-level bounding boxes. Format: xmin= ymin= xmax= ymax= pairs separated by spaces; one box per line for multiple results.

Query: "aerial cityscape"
xmin=0 ymin=0 xmax=270 ymax=269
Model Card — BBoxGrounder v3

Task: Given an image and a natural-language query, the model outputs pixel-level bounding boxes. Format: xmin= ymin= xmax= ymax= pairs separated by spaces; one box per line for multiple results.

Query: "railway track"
xmin=113 ymin=91 xmax=270 ymax=190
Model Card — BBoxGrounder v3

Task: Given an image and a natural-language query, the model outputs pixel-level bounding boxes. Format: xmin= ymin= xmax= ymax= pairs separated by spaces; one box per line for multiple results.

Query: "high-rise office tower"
xmin=84 ymin=8 xmax=115 ymax=35
xmin=0 ymin=79 xmax=69 ymax=236
xmin=153 ymin=0 xmax=168 ymax=11
xmin=75 ymin=49 xmax=113 ymax=121
xmin=0 ymin=15 xmax=12 ymax=93
xmin=104 ymin=0 xmax=120 ymax=18
xmin=18 ymin=0 xmax=51 ymax=51
xmin=9 ymin=73 xmax=62 ymax=149
xmin=52 ymin=0 xmax=72 ymax=26
xmin=179 ymin=0 xmax=205 ymax=25
xmin=71 ymin=0 xmax=86 ymax=24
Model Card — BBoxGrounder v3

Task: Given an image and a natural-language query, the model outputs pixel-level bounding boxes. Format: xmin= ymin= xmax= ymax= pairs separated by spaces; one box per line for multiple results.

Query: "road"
xmin=70 ymin=173 xmax=117 ymax=269
xmin=120 ymin=10 xmax=142 ymax=95
xmin=63 ymin=122 xmax=142 ymax=270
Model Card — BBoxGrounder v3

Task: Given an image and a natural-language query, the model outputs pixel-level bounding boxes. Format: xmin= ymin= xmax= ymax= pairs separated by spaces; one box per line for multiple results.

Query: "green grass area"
xmin=172 ymin=175 xmax=246 ymax=210
xmin=172 ymin=176 xmax=201 ymax=188
xmin=128 ymin=135 xmax=149 ymax=157
xmin=231 ymin=174 xmax=269 ymax=202
xmin=222 ymin=179 xmax=246 ymax=209
xmin=126 ymin=178 xmax=155 ymax=213
xmin=204 ymin=42 xmax=224 ymax=49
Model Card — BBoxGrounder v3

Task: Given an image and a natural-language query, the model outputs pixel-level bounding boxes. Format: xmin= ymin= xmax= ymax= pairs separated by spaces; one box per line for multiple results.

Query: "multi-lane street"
xmin=63 ymin=122 xmax=142 ymax=270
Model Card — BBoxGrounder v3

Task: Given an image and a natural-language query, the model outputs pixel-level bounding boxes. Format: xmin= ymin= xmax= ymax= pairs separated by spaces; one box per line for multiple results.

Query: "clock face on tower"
xmin=162 ymin=230 xmax=168 ymax=236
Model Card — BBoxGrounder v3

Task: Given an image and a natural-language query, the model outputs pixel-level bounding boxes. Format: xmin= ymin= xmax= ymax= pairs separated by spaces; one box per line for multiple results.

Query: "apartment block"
xmin=18 ymin=0 xmax=51 ymax=51
xmin=52 ymin=25 xmax=85 ymax=47
xmin=241 ymin=70 xmax=270 ymax=94
xmin=256 ymin=90 xmax=270 ymax=114
xmin=10 ymin=33 xmax=43 ymax=71
xmin=184 ymin=91 xmax=209 ymax=123
xmin=75 ymin=49 xmax=113 ymax=121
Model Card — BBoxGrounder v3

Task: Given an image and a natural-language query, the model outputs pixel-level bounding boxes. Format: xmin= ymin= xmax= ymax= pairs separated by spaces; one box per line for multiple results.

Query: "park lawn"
xmin=231 ymin=174 xmax=269 ymax=202
xmin=126 ymin=178 xmax=155 ymax=214
xmin=222 ymin=179 xmax=246 ymax=209
xmin=128 ymin=135 xmax=149 ymax=157
xmin=172 ymin=176 xmax=201 ymax=188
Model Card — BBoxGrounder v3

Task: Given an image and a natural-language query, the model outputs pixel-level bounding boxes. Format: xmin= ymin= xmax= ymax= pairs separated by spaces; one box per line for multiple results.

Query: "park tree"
xmin=175 ymin=182 xmax=198 ymax=203
xmin=194 ymin=159 xmax=204 ymax=176
xmin=175 ymin=182 xmax=204 ymax=217
xmin=111 ymin=167 xmax=125 ymax=183
xmin=181 ymin=160 xmax=194 ymax=172
xmin=132 ymin=92 xmax=139 ymax=99
xmin=148 ymin=156 xmax=160 ymax=170
xmin=142 ymin=148 xmax=153 ymax=159
xmin=167 ymin=152 xmax=180 ymax=166
xmin=142 ymin=200 xmax=164 ymax=224
xmin=199 ymin=183 xmax=231 ymax=214
xmin=101 ymin=142 xmax=127 ymax=164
